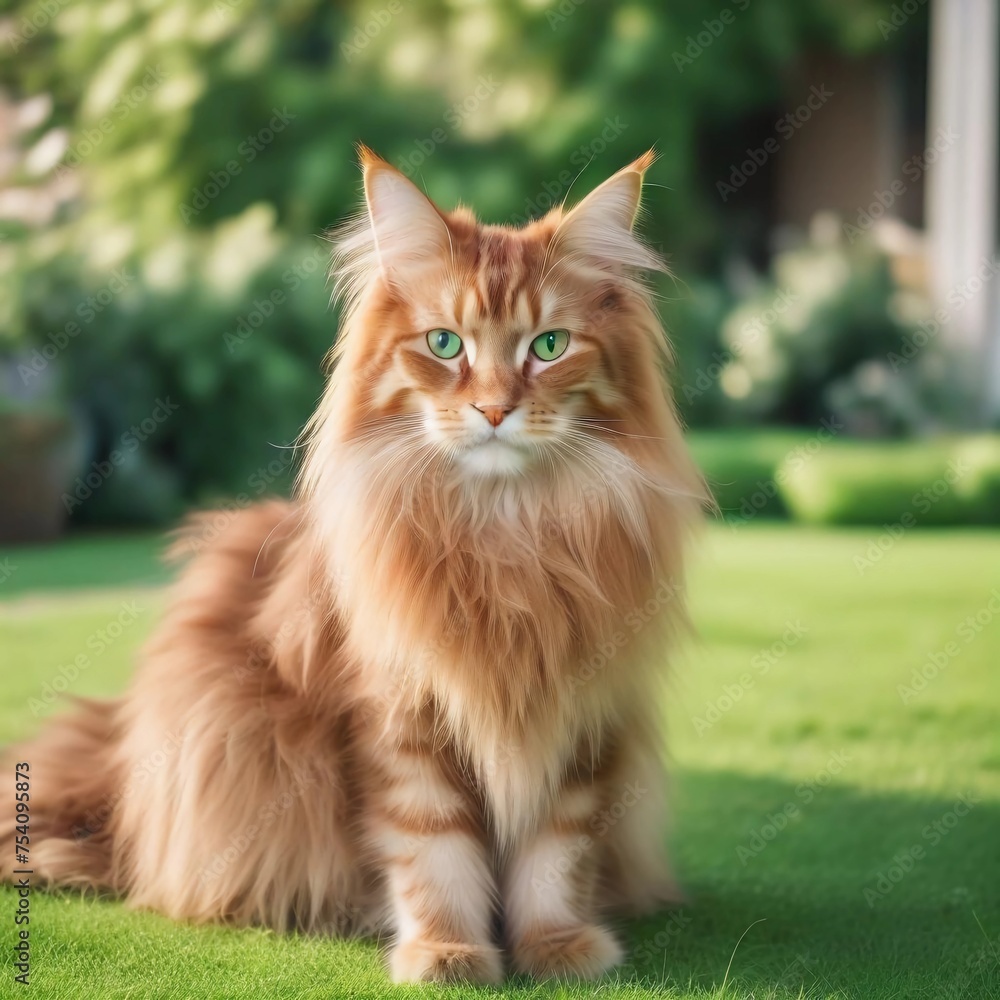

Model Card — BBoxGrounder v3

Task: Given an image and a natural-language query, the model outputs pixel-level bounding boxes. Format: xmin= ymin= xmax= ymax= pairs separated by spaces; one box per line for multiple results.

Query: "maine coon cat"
xmin=1 ymin=147 xmax=705 ymax=983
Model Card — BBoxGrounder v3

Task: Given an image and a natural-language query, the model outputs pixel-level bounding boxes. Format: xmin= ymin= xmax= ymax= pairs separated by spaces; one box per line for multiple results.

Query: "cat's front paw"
xmin=511 ymin=923 xmax=623 ymax=979
xmin=389 ymin=938 xmax=504 ymax=984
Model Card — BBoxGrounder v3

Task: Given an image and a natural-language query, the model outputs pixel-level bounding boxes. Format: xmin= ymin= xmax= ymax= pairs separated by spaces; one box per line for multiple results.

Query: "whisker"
xmin=567 ymin=418 xmax=671 ymax=443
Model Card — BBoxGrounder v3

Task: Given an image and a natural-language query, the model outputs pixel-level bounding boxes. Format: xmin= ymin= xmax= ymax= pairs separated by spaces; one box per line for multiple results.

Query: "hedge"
xmin=688 ymin=431 xmax=1000 ymax=526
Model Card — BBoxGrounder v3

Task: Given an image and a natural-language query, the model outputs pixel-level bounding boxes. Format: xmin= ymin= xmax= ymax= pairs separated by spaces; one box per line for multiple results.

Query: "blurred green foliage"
xmin=690 ymin=430 xmax=1000 ymax=526
xmin=695 ymin=221 xmax=965 ymax=434
xmin=779 ymin=436 xmax=1000 ymax=525
xmin=1 ymin=0 xmax=919 ymax=520
xmin=688 ymin=428 xmax=811 ymax=519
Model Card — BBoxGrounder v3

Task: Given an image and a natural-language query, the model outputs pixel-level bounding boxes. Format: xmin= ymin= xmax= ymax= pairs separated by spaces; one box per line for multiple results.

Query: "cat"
xmin=0 ymin=146 xmax=706 ymax=983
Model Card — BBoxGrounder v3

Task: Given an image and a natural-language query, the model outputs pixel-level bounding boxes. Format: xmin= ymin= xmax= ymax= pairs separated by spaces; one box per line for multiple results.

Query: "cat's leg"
xmin=503 ymin=772 xmax=623 ymax=979
xmin=599 ymin=743 xmax=682 ymax=914
xmin=368 ymin=737 xmax=503 ymax=984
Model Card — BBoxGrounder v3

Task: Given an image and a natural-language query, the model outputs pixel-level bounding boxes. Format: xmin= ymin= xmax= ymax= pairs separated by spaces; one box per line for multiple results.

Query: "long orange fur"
xmin=1 ymin=147 xmax=706 ymax=982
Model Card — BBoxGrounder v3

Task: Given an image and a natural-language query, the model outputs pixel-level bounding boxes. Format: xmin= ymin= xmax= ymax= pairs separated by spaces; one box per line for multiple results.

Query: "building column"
xmin=926 ymin=0 xmax=998 ymax=422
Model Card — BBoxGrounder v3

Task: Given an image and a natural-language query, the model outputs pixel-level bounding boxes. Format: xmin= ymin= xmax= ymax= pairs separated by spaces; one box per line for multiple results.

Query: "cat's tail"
xmin=0 ymin=697 xmax=123 ymax=891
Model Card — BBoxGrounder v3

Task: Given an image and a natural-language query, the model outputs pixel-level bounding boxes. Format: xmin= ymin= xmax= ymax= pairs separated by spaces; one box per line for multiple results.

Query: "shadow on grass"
xmin=596 ymin=770 xmax=1000 ymax=998
xmin=6 ymin=771 xmax=999 ymax=999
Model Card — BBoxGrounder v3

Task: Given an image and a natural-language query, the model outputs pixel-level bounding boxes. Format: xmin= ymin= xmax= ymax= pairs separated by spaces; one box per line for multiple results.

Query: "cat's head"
xmin=325 ymin=145 xmax=673 ymax=481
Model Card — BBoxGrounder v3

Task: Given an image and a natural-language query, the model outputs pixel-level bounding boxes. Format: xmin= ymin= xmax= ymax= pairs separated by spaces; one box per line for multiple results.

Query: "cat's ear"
xmin=358 ymin=144 xmax=451 ymax=275
xmin=554 ymin=150 xmax=663 ymax=272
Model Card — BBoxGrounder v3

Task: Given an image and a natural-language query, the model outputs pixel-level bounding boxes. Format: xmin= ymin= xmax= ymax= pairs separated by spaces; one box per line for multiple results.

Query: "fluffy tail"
xmin=1 ymin=697 xmax=122 ymax=890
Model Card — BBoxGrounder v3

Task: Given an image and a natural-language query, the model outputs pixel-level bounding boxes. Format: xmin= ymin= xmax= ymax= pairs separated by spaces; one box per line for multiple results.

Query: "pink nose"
xmin=472 ymin=403 xmax=513 ymax=428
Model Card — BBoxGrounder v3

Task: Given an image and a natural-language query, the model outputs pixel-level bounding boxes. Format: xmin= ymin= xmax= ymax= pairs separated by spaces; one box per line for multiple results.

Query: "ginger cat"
xmin=1 ymin=147 xmax=705 ymax=983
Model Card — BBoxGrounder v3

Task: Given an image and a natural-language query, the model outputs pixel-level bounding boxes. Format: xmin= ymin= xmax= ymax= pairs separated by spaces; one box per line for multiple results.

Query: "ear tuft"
xmin=628 ymin=148 xmax=657 ymax=175
xmin=554 ymin=152 xmax=663 ymax=273
xmin=359 ymin=145 xmax=450 ymax=277
xmin=356 ymin=142 xmax=387 ymax=171
xmin=329 ymin=144 xmax=451 ymax=312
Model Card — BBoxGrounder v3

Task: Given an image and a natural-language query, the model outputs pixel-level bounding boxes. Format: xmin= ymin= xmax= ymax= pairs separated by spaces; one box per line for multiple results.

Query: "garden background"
xmin=1 ymin=1 xmax=998 ymax=998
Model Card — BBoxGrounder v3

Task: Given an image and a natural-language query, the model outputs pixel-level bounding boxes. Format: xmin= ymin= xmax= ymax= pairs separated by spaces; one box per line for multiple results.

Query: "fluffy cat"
xmin=0 ymin=147 xmax=706 ymax=983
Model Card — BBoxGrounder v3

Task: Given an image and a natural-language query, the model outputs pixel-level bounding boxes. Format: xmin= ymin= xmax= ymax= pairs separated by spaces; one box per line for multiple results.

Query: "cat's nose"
xmin=471 ymin=403 xmax=514 ymax=428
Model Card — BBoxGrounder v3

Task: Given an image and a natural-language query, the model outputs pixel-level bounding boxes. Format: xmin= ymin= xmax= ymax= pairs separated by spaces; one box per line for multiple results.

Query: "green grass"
xmin=1 ymin=524 xmax=999 ymax=999
xmin=0 ymin=531 xmax=168 ymax=597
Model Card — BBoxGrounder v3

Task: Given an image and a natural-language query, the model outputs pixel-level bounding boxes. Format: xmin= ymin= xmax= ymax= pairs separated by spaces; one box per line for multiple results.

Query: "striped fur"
xmin=1 ymin=147 xmax=706 ymax=983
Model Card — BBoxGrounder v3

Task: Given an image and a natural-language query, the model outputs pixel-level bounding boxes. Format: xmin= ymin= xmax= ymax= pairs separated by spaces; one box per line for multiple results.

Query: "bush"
xmin=688 ymin=430 xmax=814 ymax=519
xmin=1 ymin=0 xmax=914 ymax=520
xmin=946 ymin=436 xmax=1000 ymax=523
xmin=688 ymin=431 xmax=1000 ymax=526
xmin=714 ymin=223 xmax=947 ymax=432
xmin=777 ymin=437 xmax=1000 ymax=526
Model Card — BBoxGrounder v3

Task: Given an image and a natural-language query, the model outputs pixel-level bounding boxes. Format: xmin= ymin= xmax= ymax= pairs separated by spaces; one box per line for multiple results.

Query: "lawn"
xmin=1 ymin=523 xmax=998 ymax=999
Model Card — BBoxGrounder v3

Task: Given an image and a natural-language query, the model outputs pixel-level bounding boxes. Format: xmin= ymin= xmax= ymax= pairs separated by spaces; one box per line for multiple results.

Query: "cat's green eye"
xmin=427 ymin=329 xmax=463 ymax=360
xmin=531 ymin=330 xmax=570 ymax=362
